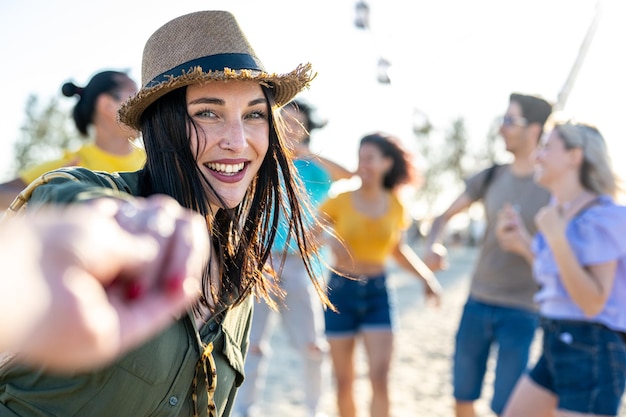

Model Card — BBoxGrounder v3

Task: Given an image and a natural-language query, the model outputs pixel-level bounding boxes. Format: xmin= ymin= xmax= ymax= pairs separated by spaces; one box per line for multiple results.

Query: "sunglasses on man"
xmin=501 ymin=115 xmax=528 ymax=127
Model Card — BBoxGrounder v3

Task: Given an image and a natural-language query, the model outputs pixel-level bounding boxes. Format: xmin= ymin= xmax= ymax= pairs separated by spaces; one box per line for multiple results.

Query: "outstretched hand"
xmin=0 ymin=196 xmax=209 ymax=372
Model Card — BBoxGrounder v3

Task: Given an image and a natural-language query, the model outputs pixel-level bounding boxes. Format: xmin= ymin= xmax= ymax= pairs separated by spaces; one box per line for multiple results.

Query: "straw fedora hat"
xmin=119 ymin=10 xmax=314 ymax=130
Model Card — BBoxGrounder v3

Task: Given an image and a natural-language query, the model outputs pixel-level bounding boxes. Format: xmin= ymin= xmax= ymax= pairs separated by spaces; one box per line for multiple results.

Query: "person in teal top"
xmin=0 ymin=11 xmax=326 ymax=417
xmin=235 ymin=99 xmax=352 ymax=417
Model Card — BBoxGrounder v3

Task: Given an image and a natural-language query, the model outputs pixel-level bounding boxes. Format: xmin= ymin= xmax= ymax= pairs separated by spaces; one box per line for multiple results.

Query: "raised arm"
xmin=313 ymin=154 xmax=354 ymax=181
xmin=423 ymin=191 xmax=474 ymax=270
xmin=536 ymin=204 xmax=616 ymax=317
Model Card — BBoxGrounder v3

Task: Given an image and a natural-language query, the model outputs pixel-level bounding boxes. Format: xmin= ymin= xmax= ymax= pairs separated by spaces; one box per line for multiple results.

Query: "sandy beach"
xmin=239 ymin=245 xmax=626 ymax=417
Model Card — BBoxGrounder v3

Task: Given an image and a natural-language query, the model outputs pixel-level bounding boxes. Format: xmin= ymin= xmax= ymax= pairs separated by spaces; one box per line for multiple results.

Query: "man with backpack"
xmin=423 ymin=93 xmax=553 ymax=417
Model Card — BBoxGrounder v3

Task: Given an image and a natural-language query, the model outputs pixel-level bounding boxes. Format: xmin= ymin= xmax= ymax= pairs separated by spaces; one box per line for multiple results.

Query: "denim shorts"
xmin=453 ymin=297 xmax=539 ymax=415
xmin=529 ymin=318 xmax=626 ymax=415
xmin=324 ymin=271 xmax=395 ymax=338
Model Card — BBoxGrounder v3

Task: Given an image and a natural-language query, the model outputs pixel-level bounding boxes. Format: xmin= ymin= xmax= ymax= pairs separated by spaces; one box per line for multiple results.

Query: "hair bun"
xmin=61 ymin=82 xmax=84 ymax=97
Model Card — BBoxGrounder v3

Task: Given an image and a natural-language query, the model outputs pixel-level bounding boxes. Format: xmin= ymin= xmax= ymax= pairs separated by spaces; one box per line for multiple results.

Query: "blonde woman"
xmin=497 ymin=121 xmax=626 ymax=417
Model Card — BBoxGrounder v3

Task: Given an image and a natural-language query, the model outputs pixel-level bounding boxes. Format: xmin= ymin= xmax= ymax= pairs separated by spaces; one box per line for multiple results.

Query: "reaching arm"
xmin=313 ymin=154 xmax=354 ymax=181
xmin=293 ymin=143 xmax=353 ymax=181
xmin=0 ymin=196 xmax=208 ymax=372
xmin=423 ymin=192 xmax=474 ymax=270
xmin=536 ymin=205 xmax=616 ymax=317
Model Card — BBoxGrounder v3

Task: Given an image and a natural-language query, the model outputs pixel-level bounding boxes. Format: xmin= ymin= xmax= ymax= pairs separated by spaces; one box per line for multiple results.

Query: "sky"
xmin=1 ymin=0 xmax=625 ymax=213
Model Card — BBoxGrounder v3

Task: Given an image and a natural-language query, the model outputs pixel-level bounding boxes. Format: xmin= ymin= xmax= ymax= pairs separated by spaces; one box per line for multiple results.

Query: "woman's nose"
xmin=219 ymin=120 xmax=247 ymax=152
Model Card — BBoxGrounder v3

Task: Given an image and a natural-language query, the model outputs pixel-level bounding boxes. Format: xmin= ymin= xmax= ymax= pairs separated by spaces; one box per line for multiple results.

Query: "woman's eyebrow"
xmin=248 ymin=98 xmax=266 ymax=106
xmin=188 ymin=97 xmax=224 ymax=106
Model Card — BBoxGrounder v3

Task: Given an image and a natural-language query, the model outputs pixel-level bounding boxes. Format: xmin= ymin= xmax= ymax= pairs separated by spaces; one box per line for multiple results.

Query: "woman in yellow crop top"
xmin=319 ymin=132 xmax=442 ymax=417
xmin=0 ymin=70 xmax=145 ymax=209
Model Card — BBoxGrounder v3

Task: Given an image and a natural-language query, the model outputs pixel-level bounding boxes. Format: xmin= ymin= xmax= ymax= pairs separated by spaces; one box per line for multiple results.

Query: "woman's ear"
xmin=569 ymin=146 xmax=584 ymax=168
xmin=96 ymin=94 xmax=118 ymax=117
xmin=383 ymin=155 xmax=394 ymax=173
xmin=527 ymin=123 xmax=543 ymax=143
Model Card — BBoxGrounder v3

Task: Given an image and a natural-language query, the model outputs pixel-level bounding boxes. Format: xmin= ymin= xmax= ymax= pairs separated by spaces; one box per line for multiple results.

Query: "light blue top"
xmin=273 ymin=158 xmax=332 ymax=254
xmin=532 ymin=195 xmax=626 ymax=332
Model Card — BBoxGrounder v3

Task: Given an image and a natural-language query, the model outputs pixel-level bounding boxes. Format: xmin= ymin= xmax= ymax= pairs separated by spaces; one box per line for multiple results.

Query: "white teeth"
xmin=206 ymin=162 xmax=245 ymax=174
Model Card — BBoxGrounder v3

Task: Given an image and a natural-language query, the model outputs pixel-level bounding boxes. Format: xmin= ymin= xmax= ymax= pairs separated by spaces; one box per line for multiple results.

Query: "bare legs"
xmin=455 ymin=401 xmax=477 ymax=417
xmin=328 ymin=330 xmax=393 ymax=417
xmin=501 ymin=375 xmax=557 ymax=417
xmin=328 ymin=336 xmax=357 ymax=417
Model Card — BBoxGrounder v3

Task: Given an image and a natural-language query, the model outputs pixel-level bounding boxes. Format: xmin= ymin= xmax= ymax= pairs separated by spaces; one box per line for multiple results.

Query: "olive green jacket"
xmin=0 ymin=168 xmax=253 ymax=417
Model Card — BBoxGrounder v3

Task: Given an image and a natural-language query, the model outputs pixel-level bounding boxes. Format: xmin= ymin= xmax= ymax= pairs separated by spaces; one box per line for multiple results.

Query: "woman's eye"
xmin=195 ymin=108 xmax=216 ymax=118
xmin=247 ymin=110 xmax=267 ymax=120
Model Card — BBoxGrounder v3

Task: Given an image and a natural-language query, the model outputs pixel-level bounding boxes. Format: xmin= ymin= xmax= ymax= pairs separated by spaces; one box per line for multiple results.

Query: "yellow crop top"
xmin=320 ymin=191 xmax=410 ymax=265
xmin=19 ymin=142 xmax=146 ymax=184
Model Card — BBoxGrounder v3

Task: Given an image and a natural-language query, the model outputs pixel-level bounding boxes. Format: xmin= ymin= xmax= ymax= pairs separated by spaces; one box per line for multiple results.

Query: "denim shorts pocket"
xmin=548 ymin=328 xmax=598 ymax=387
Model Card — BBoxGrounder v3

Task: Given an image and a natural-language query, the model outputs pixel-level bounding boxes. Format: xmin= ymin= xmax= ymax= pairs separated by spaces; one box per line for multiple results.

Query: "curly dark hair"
xmin=359 ymin=132 xmax=418 ymax=190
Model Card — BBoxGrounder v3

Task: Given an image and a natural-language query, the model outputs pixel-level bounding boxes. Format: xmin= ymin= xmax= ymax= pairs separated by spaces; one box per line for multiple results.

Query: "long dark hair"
xmin=138 ymin=85 xmax=327 ymax=313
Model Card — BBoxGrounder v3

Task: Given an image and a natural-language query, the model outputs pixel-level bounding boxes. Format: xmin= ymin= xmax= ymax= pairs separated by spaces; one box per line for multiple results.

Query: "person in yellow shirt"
xmin=319 ymin=132 xmax=442 ymax=417
xmin=0 ymin=70 xmax=145 ymax=208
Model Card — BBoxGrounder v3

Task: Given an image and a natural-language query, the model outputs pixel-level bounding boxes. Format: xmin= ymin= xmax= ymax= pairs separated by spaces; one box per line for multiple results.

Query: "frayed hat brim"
xmin=119 ymin=63 xmax=315 ymax=130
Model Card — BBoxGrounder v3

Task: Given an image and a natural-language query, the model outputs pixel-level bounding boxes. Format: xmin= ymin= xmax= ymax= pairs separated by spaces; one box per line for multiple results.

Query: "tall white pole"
xmin=555 ymin=0 xmax=604 ymax=111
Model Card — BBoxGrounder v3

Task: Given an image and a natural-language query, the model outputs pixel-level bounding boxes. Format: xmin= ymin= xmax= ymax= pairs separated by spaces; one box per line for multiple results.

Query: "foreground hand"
xmin=0 ymin=196 xmax=209 ymax=372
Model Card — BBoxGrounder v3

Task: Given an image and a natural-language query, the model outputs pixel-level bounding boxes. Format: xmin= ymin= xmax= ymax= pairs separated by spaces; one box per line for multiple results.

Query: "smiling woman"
xmin=497 ymin=121 xmax=626 ymax=417
xmin=186 ymin=82 xmax=270 ymax=209
xmin=0 ymin=10 xmax=324 ymax=417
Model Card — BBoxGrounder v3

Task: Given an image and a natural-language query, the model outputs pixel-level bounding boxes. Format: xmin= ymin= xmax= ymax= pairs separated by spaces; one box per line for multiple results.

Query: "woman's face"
xmin=113 ymin=76 xmax=139 ymax=103
xmin=357 ymin=142 xmax=392 ymax=187
xmin=534 ymin=129 xmax=577 ymax=189
xmin=186 ymin=80 xmax=269 ymax=209
xmin=103 ymin=76 xmax=139 ymax=137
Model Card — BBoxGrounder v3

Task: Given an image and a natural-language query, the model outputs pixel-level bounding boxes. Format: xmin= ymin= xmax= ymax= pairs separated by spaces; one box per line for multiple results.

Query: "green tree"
xmin=11 ymin=94 xmax=79 ymax=175
xmin=414 ymin=116 xmax=473 ymax=215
